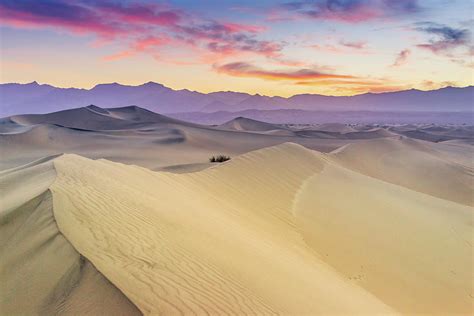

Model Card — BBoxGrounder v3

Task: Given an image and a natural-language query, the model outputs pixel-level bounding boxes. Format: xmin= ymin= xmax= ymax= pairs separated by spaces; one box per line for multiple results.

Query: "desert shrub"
xmin=209 ymin=155 xmax=231 ymax=163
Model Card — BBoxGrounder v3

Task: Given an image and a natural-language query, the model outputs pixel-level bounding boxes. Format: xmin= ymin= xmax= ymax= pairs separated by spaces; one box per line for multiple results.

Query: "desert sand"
xmin=0 ymin=156 xmax=141 ymax=315
xmin=1 ymin=105 xmax=473 ymax=315
xmin=0 ymin=105 xmax=397 ymax=170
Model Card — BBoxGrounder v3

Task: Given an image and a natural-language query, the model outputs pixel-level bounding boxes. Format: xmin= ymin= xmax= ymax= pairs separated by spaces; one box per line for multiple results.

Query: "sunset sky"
xmin=0 ymin=0 xmax=472 ymax=96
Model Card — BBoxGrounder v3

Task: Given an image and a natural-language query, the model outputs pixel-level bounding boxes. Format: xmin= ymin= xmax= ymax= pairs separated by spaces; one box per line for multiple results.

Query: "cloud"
xmin=0 ymin=0 xmax=178 ymax=38
xmin=415 ymin=22 xmax=470 ymax=54
xmin=392 ymin=49 xmax=411 ymax=67
xmin=214 ymin=61 xmax=411 ymax=94
xmin=311 ymin=40 xmax=372 ymax=54
xmin=339 ymin=40 xmax=367 ymax=49
xmin=450 ymin=58 xmax=474 ymax=69
xmin=219 ymin=22 xmax=267 ymax=34
xmin=103 ymin=36 xmax=171 ymax=61
xmin=178 ymin=21 xmax=282 ymax=58
xmin=92 ymin=2 xmax=180 ymax=26
xmin=214 ymin=62 xmax=355 ymax=81
xmin=0 ymin=0 xmax=279 ymax=60
xmin=420 ymin=80 xmax=460 ymax=90
xmin=296 ymin=78 xmax=410 ymax=94
xmin=278 ymin=0 xmax=421 ymax=23
xmin=295 ymin=79 xmax=383 ymax=86
xmin=349 ymin=84 xmax=412 ymax=93
xmin=103 ymin=50 xmax=135 ymax=62
xmin=383 ymin=0 xmax=420 ymax=14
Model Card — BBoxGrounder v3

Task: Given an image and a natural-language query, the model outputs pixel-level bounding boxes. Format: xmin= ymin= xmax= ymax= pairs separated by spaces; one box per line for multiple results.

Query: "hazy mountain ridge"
xmin=1 ymin=81 xmax=472 ymax=117
xmin=170 ymin=109 xmax=473 ymax=125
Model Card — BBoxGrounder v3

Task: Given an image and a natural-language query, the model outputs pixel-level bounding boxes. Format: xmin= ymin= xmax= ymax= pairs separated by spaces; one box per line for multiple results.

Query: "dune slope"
xmin=0 ymin=157 xmax=141 ymax=315
xmin=3 ymin=139 xmax=472 ymax=315
xmin=0 ymin=105 xmax=410 ymax=171
xmin=332 ymin=137 xmax=473 ymax=206
xmin=50 ymin=145 xmax=395 ymax=315
xmin=294 ymin=162 xmax=473 ymax=314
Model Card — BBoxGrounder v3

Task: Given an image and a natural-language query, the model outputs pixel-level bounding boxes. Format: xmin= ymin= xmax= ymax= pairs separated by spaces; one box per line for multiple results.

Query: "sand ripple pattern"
xmin=50 ymin=140 xmax=473 ymax=315
xmin=51 ymin=143 xmax=395 ymax=315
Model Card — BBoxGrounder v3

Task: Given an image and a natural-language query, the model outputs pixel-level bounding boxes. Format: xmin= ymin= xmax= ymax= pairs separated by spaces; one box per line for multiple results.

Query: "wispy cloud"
xmin=214 ymin=62 xmax=355 ymax=81
xmin=391 ymin=49 xmax=411 ymax=67
xmin=311 ymin=40 xmax=372 ymax=55
xmin=213 ymin=61 xmax=410 ymax=94
xmin=415 ymin=22 xmax=470 ymax=54
xmin=339 ymin=40 xmax=367 ymax=49
xmin=178 ymin=21 xmax=282 ymax=58
xmin=294 ymin=78 xmax=408 ymax=94
xmin=420 ymin=80 xmax=460 ymax=90
xmin=103 ymin=36 xmax=171 ymax=61
xmin=276 ymin=0 xmax=422 ymax=23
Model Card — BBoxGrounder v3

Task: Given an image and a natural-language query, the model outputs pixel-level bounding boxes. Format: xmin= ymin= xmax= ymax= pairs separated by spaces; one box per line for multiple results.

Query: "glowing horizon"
xmin=1 ymin=0 xmax=472 ymax=97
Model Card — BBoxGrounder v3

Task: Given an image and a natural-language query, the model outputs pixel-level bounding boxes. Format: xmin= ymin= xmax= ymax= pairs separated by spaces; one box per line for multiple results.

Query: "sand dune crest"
xmin=0 ymin=157 xmax=141 ymax=315
xmin=2 ymin=139 xmax=472 ymax=315
xmin=50 ymin=144 xmax=397 ymax=315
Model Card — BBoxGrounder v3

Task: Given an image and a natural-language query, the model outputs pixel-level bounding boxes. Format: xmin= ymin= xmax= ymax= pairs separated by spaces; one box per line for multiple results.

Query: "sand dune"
xmin=0 ymin=105 xmax=391 ymax=170
xmin=332 ymin=137 xmax=473 ymax=206
xmin=218 ymin=117 xmax=294 ymax=135
xmin=389 ymin=124 xmax=474 ymax=142
xmin=15 ymin=140 xmax=462 ymax=314
xmin=294 ymin=160 xmax=472 ymax=314
xmin=431 ymin=140 xmax=474 ymax=165
xmin=50 ymin=146 xmax=396 ymax=315
xmin=295 ymin=126 xmax=396 ymax=140
xmin=2 ymin=106 xmax=471 ymax=173
xmin=1 ymin=106 xmax=473 ymax=315
xmin=9 ymin=105 xmax=189 ymax=130
xmin=0 ymin=157 xmax=140 ymax=315
xmin=312 ymin=122 xmax=358 ymax=133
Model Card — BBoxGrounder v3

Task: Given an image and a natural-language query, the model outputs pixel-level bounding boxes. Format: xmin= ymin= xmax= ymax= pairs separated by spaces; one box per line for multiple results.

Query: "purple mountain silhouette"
xmin=1 ymin=81 xmax=472 ymax=117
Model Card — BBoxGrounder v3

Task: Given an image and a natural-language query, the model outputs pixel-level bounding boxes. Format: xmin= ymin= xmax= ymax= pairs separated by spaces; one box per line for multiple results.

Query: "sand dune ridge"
xmin=1 ymin=138 xmax=472 ymax=315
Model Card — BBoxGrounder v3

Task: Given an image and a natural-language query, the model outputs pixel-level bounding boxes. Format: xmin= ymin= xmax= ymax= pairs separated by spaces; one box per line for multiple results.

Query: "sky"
xmin=0 ymin=0 xmax=472 ymax=96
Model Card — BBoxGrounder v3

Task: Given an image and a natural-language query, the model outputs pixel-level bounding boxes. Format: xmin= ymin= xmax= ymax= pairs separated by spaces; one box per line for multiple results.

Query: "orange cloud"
xmin=294 ymin=78 xmax=410 ymax=94
xmin=295 ymin=79 xmax=386 ymax=86
xmin=214 ymin=62 xmax=355 ymax=81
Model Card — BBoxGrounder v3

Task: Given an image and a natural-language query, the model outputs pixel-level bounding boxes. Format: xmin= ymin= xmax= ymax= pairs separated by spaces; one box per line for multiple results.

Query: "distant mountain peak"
xmin=140 ymin=81 xmax=165 ymax=88
xmin=91 ymin=82 xmax=124 ymax=89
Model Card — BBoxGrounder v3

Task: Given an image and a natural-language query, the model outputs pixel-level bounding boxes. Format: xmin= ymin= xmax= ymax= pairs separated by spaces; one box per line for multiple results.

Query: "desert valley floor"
xmin=1 ymin=105 xmax=473 ymax=315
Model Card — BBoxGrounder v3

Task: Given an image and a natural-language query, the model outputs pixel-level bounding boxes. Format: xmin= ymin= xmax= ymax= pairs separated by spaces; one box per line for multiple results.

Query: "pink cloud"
xmin=0 ymin=0 xmax=280 ymax=62
xmin=103 ymin=36 xmax=172 ymax=61
xmin=219 ymin=22 xmax=267 ymax=34
xmin=134 ymin=36 xmax=171 ymax=51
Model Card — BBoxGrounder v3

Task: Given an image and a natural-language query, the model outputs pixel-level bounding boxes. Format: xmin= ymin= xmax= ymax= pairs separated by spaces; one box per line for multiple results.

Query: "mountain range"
xmin=1 ymin=81 xmax=472 ymax=118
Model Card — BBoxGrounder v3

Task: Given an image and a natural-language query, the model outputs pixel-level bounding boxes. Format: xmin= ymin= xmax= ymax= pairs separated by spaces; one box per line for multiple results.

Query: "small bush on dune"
xmin=209 ymin=155 xmax=231 ymax=163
